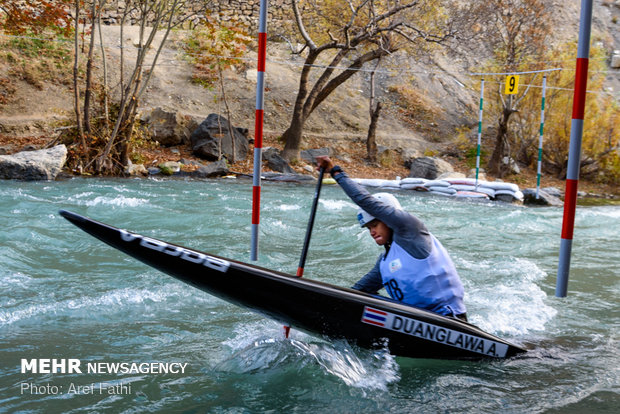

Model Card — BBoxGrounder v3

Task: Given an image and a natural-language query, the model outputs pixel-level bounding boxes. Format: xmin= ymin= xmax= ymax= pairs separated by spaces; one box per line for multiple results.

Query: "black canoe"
xmin=59 ymin=210 xmax=527 ymax=360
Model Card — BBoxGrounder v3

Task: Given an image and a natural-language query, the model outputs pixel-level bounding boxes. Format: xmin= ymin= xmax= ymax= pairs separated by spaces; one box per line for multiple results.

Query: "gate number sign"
xmin=505 ymin=75 xmax=519 ymax=94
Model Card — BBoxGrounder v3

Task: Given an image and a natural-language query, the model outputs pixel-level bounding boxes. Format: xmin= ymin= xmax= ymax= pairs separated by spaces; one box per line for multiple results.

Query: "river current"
xmin=0 ymin=177 xmax=618 ymax=413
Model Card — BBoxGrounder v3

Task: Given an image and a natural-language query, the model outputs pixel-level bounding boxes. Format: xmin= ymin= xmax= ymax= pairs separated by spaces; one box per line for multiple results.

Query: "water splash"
xmin=460 ymin=257 xmax=557 ymax=337
xmin=83 ymin=195 xmax=149 ymax=207
xmin=218 ymin=323 xmax=399 ymax=390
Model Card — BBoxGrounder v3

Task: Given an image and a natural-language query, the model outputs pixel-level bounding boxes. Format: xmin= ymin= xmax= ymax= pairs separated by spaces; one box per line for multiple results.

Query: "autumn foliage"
xmin=183 ymin=17 xmax=252 ymax=88
xmin=1 ymin=0 xmax=74 ymax=37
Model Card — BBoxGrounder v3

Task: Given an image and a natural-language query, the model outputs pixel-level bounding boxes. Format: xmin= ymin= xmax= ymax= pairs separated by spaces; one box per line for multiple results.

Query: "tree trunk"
xmin=281 ymin=49 xmax=322 ymax=161
xmin=281 ymin=117 xmax=306 ymax=162
xmin=83 ymin=0 xmax=98 ymax=134
xmin=73 ymin=0 xmax=85 ymax=151
xmin=219 ymin=64 xmax=235 ymax=163
xmin=488 ymin=105 xmax=515 ymax=177
xmin=367 ymin=102 xmax=381 ymax=163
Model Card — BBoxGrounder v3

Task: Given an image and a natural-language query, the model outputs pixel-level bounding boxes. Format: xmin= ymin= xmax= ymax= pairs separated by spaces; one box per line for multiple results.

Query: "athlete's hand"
xmin=315 ymin=156 xmax=334 ymax=172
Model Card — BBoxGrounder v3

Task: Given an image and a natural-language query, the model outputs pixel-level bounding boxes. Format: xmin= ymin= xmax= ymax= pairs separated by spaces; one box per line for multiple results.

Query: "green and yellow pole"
xmin=536 ymin=76 xmax=547 ymax=199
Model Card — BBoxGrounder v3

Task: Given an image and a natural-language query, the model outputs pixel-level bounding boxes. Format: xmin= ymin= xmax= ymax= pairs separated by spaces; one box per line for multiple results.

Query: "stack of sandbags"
xmin=445 ymin=178 xmax=523 ymax=201
xmin=350 ymin=176 xmax=523 ymax=202
xmin=423 ymin=180 xmax=457 ymax=196
xmin=445 ymin=178 xmax=494 ymax=199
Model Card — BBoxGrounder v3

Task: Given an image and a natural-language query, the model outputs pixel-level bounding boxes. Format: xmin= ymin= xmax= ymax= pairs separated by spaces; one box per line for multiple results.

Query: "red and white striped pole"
xmin=557 ymin=0 xmax=593 ymax=297
xmin=251 ymin=0 xmax=268 ymax=261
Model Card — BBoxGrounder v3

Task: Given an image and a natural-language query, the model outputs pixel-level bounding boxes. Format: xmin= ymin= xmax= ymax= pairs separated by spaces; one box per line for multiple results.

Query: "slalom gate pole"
xmin=251 ymin=0 xmax=268 ymax=261
xmin=475 ymin=79 xmax=485 ymax=189
xmin=536 ymin=76 xmax=547 ymax=199
xmin=557 ymin=0 xmax=593 ymax=297
xmin=283 ymin=167 xmax=325 ymax=338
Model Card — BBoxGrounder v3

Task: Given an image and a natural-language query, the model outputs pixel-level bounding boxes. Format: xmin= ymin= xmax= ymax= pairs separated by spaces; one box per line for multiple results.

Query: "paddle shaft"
xmin=284 ymin=167 xmax=325 ymax=338
xmin=296 ymin=166 xmax=325 ymax=277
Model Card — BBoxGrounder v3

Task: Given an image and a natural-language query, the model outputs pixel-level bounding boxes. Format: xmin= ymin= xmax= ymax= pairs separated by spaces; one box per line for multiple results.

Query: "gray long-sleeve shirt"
xmin=333 ymin=171 xmax=434 ymax=294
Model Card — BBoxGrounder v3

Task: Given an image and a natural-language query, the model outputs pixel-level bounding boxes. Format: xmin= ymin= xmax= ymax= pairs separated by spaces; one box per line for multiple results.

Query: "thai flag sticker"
xmin=361 ymin=306 xmax=389 ymax=327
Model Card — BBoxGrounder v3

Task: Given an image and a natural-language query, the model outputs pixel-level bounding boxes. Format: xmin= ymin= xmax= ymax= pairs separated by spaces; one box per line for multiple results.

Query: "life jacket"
xmin=379 ymin=235 xmax=466 ymax=316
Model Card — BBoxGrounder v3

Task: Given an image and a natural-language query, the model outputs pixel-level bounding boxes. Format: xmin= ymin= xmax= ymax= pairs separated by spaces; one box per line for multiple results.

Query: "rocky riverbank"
xmin=1 ymin=129 xmax=618 ymax=207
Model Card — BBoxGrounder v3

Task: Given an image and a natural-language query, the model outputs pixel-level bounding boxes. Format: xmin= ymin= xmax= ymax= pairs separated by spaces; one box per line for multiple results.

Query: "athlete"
xmin=316 ymin=156 xmax=467 ymax=321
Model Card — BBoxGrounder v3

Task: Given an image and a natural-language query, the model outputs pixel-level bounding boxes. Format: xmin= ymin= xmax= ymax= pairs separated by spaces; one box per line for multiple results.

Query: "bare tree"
xmin=477 ymin=0 xmax=552 ymax=177
xmin=70 ymin=0 xmax=211 ymax=174
xmin=280 ymin=0 xmax=459 ymax=161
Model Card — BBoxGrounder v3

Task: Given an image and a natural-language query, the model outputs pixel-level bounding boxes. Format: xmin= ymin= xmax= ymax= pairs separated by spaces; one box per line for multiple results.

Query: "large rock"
xmin=263 ymin=147 xmax=294 ymax=174
xmin=300 ymin=147 xmax=332 ymax=163
xmin=190 ymin=114 xmax=249 ymax=161
xmin=191 ymin=159 xmax=229 ymax=178
xmin=523 ymin=188 xmax=564 ymax=206
xmin=408 ymin=156 xmax=454 ymax=179
xmin=141 ymin=107 xmax=193 ymax=146
xmin=0 ymin=145 xmax=67 ymax=180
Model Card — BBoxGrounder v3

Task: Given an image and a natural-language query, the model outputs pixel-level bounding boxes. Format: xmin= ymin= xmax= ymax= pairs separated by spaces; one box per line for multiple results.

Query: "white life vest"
xmin=379 ymin=235 xmax=466 ymax=316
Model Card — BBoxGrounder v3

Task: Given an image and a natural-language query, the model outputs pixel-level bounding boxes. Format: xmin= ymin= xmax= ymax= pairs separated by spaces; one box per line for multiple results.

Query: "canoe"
xmin=59 ymin=210 xmax=527 ymax=361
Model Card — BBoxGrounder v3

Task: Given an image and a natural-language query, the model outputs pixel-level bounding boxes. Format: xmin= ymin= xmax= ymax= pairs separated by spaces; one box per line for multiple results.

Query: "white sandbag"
xmin=428 ymin=186 xmax=456 ymax=195
xmin=475 ymin=186 xmax=495 ymax=198
xmin=451 ymin=184 xmax=476 ymax=191
xmin=424 ymin=179 xmax=450 ymax=188
xmin=401 ymin=177 xmax=428 ymax=185
xmin=451 ymin=184 xmax=495 ymax=198
xmin=380 ymin=180 xmax=401 ymax=189
xmin=353 ymin=178 xmax=386 ymax=187
xmin=446 ymin=178 xmax=478 ymax=186
xmin=483 ymin=181 xmax=520 ymax=192
xmin=494 ymin=189 xmax=524 ymax=201
xmin=455 ymin=190 xmax=489 ymax=199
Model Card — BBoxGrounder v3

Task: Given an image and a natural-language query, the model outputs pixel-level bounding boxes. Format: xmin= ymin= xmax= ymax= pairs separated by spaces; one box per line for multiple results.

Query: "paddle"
xmin=296 ymin=166 xmax=325 ymax=277
xmin=283 ymin=166 xmax=326 ymax=338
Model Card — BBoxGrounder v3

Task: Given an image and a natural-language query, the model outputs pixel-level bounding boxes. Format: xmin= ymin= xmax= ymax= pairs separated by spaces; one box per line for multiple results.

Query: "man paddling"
xmin=316 ymin=156 xmax=467 ymax=321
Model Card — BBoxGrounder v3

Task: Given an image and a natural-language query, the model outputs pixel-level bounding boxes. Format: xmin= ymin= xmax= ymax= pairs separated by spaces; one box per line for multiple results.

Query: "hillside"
xmin=0 ymin=3 xmax=619 ymax=196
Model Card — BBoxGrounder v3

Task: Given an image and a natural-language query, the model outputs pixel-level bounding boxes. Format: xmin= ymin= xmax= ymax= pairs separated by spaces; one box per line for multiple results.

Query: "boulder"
xmin=191 ymin=159 xmax=229 ymax=178
xmin=158 ymin=161 xmax=181 ymax=173
xmin=190 ymin=113 xmax=249 ymax=161
xmin=402 ymin=147 xmax=424 ymax=169
xmin=300 ymin=147 xmax=332 ymax=163
xmin=142 ymin=107 xmax=192 ymax=146
xmin=263 ymin=147 xmax=294 ymax=174
xmin=124 ymin=161 xmax=148 ymax=176
xmin=408 ymin=157 xmax=454 ymax=179
xmin=0 ymin=144 xmax=67 ymax=180
xmin=542 ymin=186 xmax=563 ymax=197
xmin=523 ymin=188 xmax=564 ymax=206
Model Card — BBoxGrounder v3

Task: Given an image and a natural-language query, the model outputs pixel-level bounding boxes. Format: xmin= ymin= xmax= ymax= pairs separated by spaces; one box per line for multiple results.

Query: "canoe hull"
xmin=59 ymin=210 xmax=527 ymax=360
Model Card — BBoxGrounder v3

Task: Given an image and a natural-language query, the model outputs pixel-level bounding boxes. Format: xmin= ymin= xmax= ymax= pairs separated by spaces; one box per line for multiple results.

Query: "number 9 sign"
xmin=505 ymin=75 xmax=519 ymax=94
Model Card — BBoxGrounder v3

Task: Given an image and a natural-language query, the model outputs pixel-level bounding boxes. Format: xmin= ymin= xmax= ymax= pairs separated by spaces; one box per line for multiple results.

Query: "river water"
xmin=0 ymin=177 xmax=618 ymax=413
